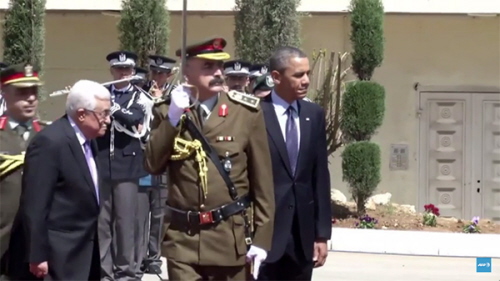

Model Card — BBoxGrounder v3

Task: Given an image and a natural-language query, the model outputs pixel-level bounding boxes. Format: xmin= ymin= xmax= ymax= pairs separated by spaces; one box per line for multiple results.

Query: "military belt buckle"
xmin=199 ymin=211 xmax=214 ymax=225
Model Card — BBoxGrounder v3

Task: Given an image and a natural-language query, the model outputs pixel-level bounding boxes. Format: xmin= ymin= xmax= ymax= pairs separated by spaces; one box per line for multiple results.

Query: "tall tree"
xmin=234 ymin=0 xmax=302 ymax=63
xmin=118 ymin=0 xmax=170 ymax=68
xmin=2 ymin=0 xmax=46 ymax=96
xmin=341 ymin=0 xmax=386 ymax=215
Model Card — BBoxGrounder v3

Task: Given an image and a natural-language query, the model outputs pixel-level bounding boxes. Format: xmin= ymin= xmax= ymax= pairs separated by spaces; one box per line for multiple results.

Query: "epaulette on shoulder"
xmin=227 ymin=90 xmax=260 ymax=109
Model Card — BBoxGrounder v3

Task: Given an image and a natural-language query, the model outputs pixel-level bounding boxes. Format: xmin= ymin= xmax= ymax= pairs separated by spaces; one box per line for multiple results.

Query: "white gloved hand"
xmin=167 ymin=85 xmax=191 ymax=126
xmin=246 ymin=245 xmax=267 ymax=279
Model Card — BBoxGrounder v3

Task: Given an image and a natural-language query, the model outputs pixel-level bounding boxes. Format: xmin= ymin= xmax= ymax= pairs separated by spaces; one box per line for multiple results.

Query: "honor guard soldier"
xmin=97 ymin=51 xmax=149 ymax=281
xmin=223 ymin=60 xmax=251 ymax=92
xmin=144 ymin=55 xmax=176 ymax=100
xmin=136 ymin=54 xmax=176 ymax=276
xmin=144 ymin=37 xmax=275 ymax=280
xmin=0 ymin=63 xmax=48 ymax=280
xmin=248 ymin=63 xmax=269 ymax=91
xmin=252 ymin=73 xmax=274 ymax=98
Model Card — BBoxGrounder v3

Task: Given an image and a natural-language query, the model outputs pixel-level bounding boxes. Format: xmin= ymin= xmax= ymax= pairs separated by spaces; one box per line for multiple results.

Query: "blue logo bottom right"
xmin=476 ymin=257 xmax=492 ymax=273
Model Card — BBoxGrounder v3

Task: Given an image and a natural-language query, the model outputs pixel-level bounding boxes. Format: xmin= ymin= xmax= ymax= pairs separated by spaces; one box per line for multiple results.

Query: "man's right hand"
xmin=29 ymin=261 xmax=48 ymax=278
xmin=167 ymin=85 xmax=191 ymax=126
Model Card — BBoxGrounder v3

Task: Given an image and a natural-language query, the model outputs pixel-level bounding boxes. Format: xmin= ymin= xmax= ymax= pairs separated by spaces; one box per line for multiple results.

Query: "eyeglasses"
xmin=86 ymin=109 xmax=111 ymax=119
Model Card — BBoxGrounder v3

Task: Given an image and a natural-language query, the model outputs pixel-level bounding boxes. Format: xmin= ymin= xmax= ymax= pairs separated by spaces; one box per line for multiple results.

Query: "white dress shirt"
xmin=198 ymin=93 xmax=219 ymax=121
xmin=68 ymin=116 xmax=99 ymax=201
xmin=271 ymin=90 xmax=300 ymax=148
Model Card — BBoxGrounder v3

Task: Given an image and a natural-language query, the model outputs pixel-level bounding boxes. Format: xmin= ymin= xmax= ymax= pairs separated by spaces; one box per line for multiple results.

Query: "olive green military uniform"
xmin=144 ymin=38 xmax=275 ymax=280
xmin=0 ymin=63 xmax=46 ymax=280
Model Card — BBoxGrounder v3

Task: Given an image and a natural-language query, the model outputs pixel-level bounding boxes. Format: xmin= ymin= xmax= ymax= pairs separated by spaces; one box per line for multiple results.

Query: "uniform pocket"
xmin=231 ymin=214 xmax=247 ymax=256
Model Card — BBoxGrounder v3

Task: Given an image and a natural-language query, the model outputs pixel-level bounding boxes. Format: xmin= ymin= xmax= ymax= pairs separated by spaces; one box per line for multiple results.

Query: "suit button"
xmin=288 ymin=205 xmax=294 ymax=209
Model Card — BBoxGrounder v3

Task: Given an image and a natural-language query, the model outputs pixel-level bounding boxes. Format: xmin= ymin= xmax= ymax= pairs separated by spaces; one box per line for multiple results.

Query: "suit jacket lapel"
xmin=62 ymin=116 xmax=99 ymax=203
xmin=261 ymin=98 xmax=293 ymax=177
xmin=296 ymin=100 xmax=311 ymax=174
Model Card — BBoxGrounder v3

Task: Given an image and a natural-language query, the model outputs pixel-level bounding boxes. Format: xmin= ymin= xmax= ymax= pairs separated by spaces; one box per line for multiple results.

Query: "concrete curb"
xmin=328 ymin=227 xmax=500 ymax=258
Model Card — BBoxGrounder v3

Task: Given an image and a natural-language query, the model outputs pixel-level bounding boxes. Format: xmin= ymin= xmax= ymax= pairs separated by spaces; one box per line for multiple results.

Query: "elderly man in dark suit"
xmin=258 ymin=46 xmax=332 ymax=281
xmin=20 ymin=80 xmax=111 ymax=280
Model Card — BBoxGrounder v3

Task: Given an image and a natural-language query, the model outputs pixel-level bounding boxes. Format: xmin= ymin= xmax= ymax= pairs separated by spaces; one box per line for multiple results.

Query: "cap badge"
xmin=24 ymin=64 xmax=33 ymax=77
xmin=213 ymin=39 xmax=222 ymax=49
xmin=156 ymin=58 xmax=163 ymax=65
xmin=266 ymin=75 xmax=274 ymax=87
xmin=234 ymin=62 xmax=241 ymax=71
xmin=119 ymin=53 xmax=126 ymax=62
xmin=261 ymin=66 xmax=268 ymax=74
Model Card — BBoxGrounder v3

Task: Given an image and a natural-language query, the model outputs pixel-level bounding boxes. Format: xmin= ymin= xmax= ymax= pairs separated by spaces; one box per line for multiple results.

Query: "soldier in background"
xmin=134 ymin=67 xmax=148 ymax=88
xmin=136 ymin=55 xmax=176 ymax=276
xmin=248 ymin=64 xmax=269 ymax=93
xmin=223 ymin=60 xmax=251 ymax=92
xmin=144 ymin=55 xmax=176 ymax=100
xmin=97 ymin=51 xmax=149 ymax=281
xmin=252 ymin=73 xmax=274 ymax=98
xmin=0 ymin=63 xmax=48 ymax=281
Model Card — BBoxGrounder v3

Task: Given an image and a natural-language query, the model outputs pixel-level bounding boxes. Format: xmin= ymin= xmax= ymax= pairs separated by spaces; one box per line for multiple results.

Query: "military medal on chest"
xmin=218 ymin=103 xmax=228 ymax=117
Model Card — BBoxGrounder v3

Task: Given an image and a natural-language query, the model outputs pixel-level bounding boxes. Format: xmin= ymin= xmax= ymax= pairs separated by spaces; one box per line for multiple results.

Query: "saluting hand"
xmin=29 ymin=261 xmax=48 ymax=278
xmin=167 ymin=85 xmax=191 ymax=126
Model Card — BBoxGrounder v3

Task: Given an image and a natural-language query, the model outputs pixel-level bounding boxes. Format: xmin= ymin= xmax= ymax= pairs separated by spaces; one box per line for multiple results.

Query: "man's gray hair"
xmin=65 ymin=80 xmax=110 ymax=115
xmin=269 ymin=46 xmax=308 ymax=74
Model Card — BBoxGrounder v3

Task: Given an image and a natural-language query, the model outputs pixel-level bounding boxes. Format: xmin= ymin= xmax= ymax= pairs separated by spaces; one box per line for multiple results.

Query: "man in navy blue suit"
xmin=258 ymin=46 xmax=332 ymax=281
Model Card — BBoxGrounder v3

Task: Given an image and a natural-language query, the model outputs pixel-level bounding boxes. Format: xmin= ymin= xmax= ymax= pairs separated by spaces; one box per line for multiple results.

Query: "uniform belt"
xmin=167 ymin=194 xmax=250 ymax=226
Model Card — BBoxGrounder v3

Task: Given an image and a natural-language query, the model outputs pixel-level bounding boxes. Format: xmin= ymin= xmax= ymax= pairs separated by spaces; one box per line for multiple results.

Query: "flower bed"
xmin=331 ymin=201 xmax=500 ymax=234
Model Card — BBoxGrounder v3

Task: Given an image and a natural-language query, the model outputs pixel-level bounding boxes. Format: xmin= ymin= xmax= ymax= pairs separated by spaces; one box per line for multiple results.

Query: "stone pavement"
xmin=143 ymin=251 xmax=499 ymax=280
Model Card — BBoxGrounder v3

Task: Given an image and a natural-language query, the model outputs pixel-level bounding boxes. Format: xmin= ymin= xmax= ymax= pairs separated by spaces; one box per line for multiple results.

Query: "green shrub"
xmin=3 ymin=0 xmax=46 ymax=99
xmin=341 ymin=141 xmax=381 ymax=215
xmin=234 ymin=0 xmax=302 ymax=63
xmin=340 ymin=81 xmax=385 ymax=142
xmin=349 ymin=0 xmax=385 ymax=80
xmin=118 ymin=0 xmax=170 ymax=67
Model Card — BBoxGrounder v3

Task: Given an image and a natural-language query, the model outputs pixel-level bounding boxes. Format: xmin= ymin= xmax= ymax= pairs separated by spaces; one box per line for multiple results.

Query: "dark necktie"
xmin=286 ymin=106 xmax=299 ymax=174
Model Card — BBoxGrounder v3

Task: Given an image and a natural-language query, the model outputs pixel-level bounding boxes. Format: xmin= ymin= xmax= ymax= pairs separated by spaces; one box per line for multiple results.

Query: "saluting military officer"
xmin=223 ymin=60 xmax=252 ymax=92
xmin=97 ymin=51 xmax=149 ymax=281
xmin=0 ymin=63 xmax=48 ymax=281
xmin=144 ymin=37 xmax=275 ymax=280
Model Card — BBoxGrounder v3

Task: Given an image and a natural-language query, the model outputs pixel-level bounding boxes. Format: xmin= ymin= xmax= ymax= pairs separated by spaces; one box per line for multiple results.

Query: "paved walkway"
xmin=143 ymin=251 xmax=499 ymax=280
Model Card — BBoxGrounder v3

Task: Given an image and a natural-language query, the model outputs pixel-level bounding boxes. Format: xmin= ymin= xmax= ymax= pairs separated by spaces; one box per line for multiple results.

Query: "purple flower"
xmin=472 ymin=216 xmax=480 ymax=225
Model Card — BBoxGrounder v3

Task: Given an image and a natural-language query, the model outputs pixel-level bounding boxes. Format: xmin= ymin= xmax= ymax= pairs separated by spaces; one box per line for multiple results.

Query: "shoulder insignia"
xmin=0 ymin=116 xmax=7 ymax=130
xmin=227 ymin=90 xmax=260 ymax=109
